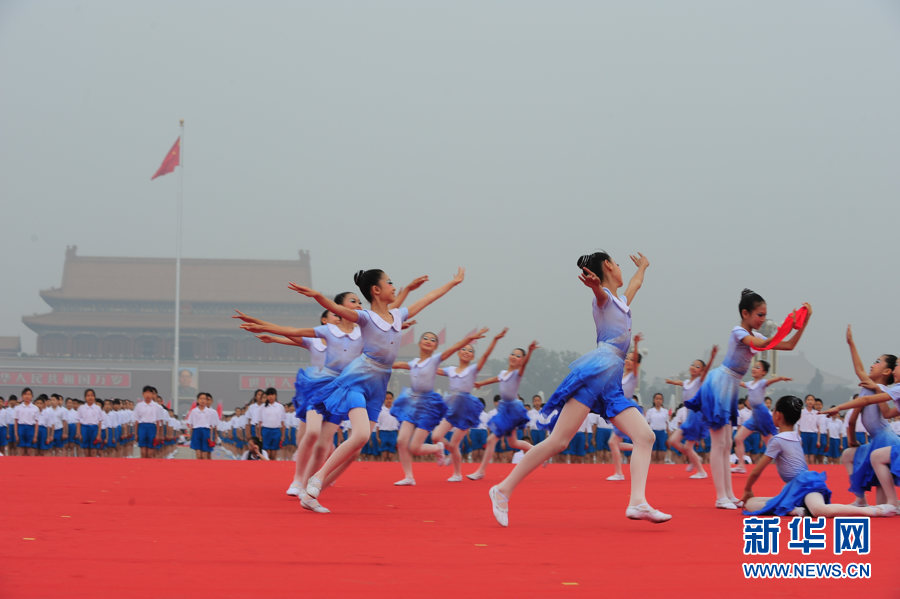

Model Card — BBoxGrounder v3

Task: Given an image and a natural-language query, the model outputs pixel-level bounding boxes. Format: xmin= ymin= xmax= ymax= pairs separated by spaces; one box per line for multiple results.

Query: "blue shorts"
xmin=652 ymin=429 xmax=667 ymax=452
xmin=261 ymin=427 xmax=282 ymax=451
xmin=378 ymin=429 xmax=398 ymax=453
xmin=17 ymin=424 xmax=37 ymax=448
xmin=745 ymin=432 xmax=761 ymax=454
xmin=67 ymin=423 xmax=77 ymax=444
xmin=529 ymin=429 xmax=547 ymax=445
xmin=468 ymin=429 xmax=487 ymax=451
xmin=38 ymin=426 xmax=51 ymax=450
xmin=0 ymin=426 xmax=6 ymax=446
xmin=80 ymin=424 xmax=99 ymax=449
xmin=594 ymin=428 xmax=611 ymax=451
xmin=570 ymin=431 xmax=587 ymax=457
xmin=137 ymin=422 xmax=157 ymax=448
xmin=800 ymin=432 xmax=818 ymax=456
xmin=828 ymin=437 xmax=842 ymax=458
xmin=190 ymin=428 xmax=212 ymax=452
xmin=53 ymin=428 xmax=64 ymax=448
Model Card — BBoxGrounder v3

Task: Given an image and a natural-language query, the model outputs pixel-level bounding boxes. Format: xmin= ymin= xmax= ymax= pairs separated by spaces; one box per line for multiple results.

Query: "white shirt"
xmin=260 ymin=403 xmax=286 ymax=428
xmin=797 ymin=408 xmax=819 ymax=433
xmin=737 ymin=406 xmax=752 ymax=426
xmin=577 ymin=415 xmax=593 ymax=434
xmin=827 ymin=418 xmax=845 ymax=439
xmin=77 ymin=403 xmax=103 ymax=426
xmin=247 ymin=403 xmax=263 ymax=425
xmin=527 ymin=408 xmax=541 ymax=430
xmin=645 ymin=407 xmax=669 ymax=430
xmin=187 ymin=407 xmax=216 ymax=429
xmin=134 ymin=401 xmax=162 ymax=424
xmin=376 ymin=406 xmax=399 ymax=431
xmin=38 ymin=408 xmax=57 ymax=428
xmin=14 ymin=403 xmax=40 ymax=425
xmin=816 ymin=413 xmax=830 ymax=435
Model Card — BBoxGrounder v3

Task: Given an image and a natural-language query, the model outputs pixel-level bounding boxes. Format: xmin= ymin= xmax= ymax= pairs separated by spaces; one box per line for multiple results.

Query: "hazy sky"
xmin=2 ymin=1 xmax=899 ymax=386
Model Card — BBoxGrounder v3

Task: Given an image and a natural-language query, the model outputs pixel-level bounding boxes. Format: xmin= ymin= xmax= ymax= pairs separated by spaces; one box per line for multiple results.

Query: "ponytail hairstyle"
xmin=883 ymin=354 xmax=898 ymax=385
xmin=739 ymin=288 xmax=765 ymax=316
xmin=353 ymin=269 xmax=385 ymax=303
xmin=576 ymin=251 xmax=612 ymax=281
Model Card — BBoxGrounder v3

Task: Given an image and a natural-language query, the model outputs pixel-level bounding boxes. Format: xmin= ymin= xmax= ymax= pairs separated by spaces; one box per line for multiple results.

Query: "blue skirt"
xmin=744 ymin=471 xmax=832 ymax=516
xmin=680 ymin=409 xmax=707 ymax=442
xmin=294 ymin=366 xmax=339 ymax=419
xmin=849 ymin=427 xmax=900 ymax=494
xmin=410 ymin=391 xmax=447 ymax=431
xmin=541 ymin=343 xmax=639 ymax=422
xmin=390 ymin=388 xmax=417 ymax=424
xmin=445 ymin=392 xmax=483 ymax=430
xmin=744 ymin=405 xmax=777 ymax=437
xmin=488 ymin=399 xmax=530 ymax=437
xmin=685 ymin=366 xmax=740 ymax=429
xmin=322 ymin=355 xmax=392 ymax=423
xmin=889 ymin=444 xmax=900 ymax=484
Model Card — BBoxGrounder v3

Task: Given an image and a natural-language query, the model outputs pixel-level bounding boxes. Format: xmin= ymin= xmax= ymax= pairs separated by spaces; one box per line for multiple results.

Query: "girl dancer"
xmin=391 ymin=328 xmax=488 ymax=485
xmin=430 ymin=328 xmax=507 ymax=481
xmin=465 ymin=341 xmax=539 ymax=481
xmin=742 ymin=395 xmax=895 ymax=517
xmin=488 ymin=251 xmax=670 ymax=526
xmin=665 ymin=347 xmax=717 ymax=478
xmin=606 ymin=335 xmax=642 ymax=480
xmin=821 ymin=327 xmax=898 ymax=506
xmin=686 ymin=290 xmax=811 ymax=510
xmin=295 ymin=268 xmax=465 ymax=510
xmin=235 ymin=294 xmax=367 ymax=504
xmin=731 ymin=360 xmax=791 ymax=472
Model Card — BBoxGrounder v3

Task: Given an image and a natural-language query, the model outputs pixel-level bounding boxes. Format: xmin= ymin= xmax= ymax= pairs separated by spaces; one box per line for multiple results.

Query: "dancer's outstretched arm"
xmin=440 ymin=328 xmax=488 ymax=362
xmin=407 ymin=268 xmax=465 ymax=318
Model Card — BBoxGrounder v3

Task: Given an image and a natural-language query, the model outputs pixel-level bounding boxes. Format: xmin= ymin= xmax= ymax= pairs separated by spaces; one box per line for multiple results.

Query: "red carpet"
xmin=1 ymin=458 xmax=896 ymax=598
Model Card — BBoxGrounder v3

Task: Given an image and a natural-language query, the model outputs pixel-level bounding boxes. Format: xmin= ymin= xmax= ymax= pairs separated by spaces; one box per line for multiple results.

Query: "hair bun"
xmin=353 ymin=270 xmax=366 ymax=286
xmin=576 ymin=255 xmax=591 ymax=269
xmin=741 ymin=288 xmax=755 ymax=297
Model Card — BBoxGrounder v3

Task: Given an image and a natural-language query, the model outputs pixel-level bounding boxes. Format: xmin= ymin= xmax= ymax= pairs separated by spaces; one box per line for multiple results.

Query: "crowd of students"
xmin=6 ymin=382 xmax=888 ymax=469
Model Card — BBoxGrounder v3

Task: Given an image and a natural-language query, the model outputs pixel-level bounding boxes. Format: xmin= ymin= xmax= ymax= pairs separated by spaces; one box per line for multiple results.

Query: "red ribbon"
xmin=754 ymin=306 xmax=809 ymax=352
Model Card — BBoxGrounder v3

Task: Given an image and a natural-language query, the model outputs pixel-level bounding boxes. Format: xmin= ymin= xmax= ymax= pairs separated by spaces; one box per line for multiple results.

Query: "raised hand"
xmin=494 ymin=327 xmax=509 ymax=340
xmin=634 ymin=332 xmax=644 ymax=344
xmin=451 ymin=267 xmax=465 ymax=285
xmin=469 ymin=327 xmax=489 ymax=342
xmin=528 ymin=340 xmax=540 ymax=353
xmin=288 ymin=282 xmax=317 ymax=298
xmin=405 ymin=276 xmax=429 ymax=292
xmin=232 ymin=310 xmax=263 ymax=324
xmin=578 ymin=267 xmax=602 ymax=290
xmin=846 ymin=325 xmax=854 ymax=345
xmin=630 ymin=252 xmax=649 ymax=270
xmin=402 ymin=319 xmax=417 ymax=330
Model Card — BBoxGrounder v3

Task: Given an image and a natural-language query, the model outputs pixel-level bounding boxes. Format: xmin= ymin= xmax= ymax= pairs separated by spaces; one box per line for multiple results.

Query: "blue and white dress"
xmin=679 ymin=377 xmax=706 ymax=441
xmin=487 ymin=369 xmax=530 ymax=437
xmin=299 ymin=324 xmax=364 ymax=421
xmin=443 ymin=365 xmax=484 ymax=430
xmin=686 ymin=326 xmax=763 ymax=429
xmin=292 ymin=337 xmax=327 ymax=417
xmin=542 ymin=289 xmax=641 ymax=424
xmin=390 ymin=355 xmax=447 ymax=431
xmin=851 ymin=384 xmax=900 ymax=493
xmin=321 ymin=308 xmax=409 ymax=423
xmin=742 ymin=378 xmax=776 ymax=437
xmin=744 ymin=431 xmax=831 ymax=516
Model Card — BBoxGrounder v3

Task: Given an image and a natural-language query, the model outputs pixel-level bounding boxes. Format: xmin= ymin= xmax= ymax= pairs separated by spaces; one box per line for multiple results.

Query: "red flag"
xmin=216 ymin=402 xmax=223 ymax=419
xmin=165 ymin=400 xmax=171 ymax=409
xmin=437 ymin=327 xmax=446 ymax=345
xmin=151 ymin=137 xmax=180 ymax=180
xmin=400 ymin=326 xmax=415 ymax=346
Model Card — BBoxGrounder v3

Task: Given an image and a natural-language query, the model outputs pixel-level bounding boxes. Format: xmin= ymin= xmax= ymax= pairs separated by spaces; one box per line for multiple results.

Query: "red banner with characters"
xmin=0 ymin=370 xmax=132 ymax=388
xmin=239 ymin=375 xmax=295 ymax=391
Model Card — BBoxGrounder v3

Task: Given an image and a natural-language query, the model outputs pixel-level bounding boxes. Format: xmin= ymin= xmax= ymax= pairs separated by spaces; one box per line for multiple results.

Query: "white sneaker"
xmin=728 ymin=497 xmax=744 ymax=508
xmin=466 ymin=472 xmax=484 ymax=481
xmin=489 ymin=485 xmax=509 ymax=527
xmin=393 ymin=477 xmax=416 ymax=486
xmin=447 ymin=474 xmax=463 ymax=482
xmin=626 ymin=503 xmax=672 ymax=523
xmin=873 ymin=504 xmax=899 ymax=517
xmin=300 ymin=494 xmax=331 ymax=514
xmin=689 ymin=471 xmax=708 ymax=479
xmin=715 ymin=498 xmax=738 ymax=510
xmin=606 ymin=473 xmax=625 ymax=481
xmin=286 ymin=484 xmax=302 ymax=497
xmin=306 ymin=476 xmax=323 ymax=498
xmin=730 ymin=466 xmax=746 ymax=474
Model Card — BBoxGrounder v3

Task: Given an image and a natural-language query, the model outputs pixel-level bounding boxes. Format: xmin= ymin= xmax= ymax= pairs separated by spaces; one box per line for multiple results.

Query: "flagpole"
xmin=171 ymin=119 xmax=184 ymax=416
